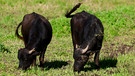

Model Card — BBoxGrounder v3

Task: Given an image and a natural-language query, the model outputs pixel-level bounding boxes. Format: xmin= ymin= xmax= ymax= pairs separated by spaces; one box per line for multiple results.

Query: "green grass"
xmin=0 ymin=0 xmax=135 ymax=76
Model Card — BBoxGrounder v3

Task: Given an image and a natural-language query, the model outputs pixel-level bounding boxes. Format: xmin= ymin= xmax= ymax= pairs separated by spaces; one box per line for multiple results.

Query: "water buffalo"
xmin=15 ymin=12 xmax=52 ymax=70
xmin=65 ymin=3 xmax=104 ymax=72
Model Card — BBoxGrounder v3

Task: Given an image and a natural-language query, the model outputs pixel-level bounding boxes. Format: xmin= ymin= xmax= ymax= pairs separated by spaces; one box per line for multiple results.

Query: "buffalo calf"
xmin=65 ymin=3 xmax=104 ymax=72
xmin=15 ymin=12 xmax=52 ymax=70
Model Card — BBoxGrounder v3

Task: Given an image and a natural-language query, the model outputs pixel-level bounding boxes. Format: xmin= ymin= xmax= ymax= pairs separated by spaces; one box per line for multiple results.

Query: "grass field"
xmin=0 ymin=0 xmax=135 ymax=76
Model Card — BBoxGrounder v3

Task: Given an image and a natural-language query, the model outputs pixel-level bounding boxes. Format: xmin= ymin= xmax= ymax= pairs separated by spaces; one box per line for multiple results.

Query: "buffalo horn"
xmin=82 ymin=45 xmax=89 ymax=54
xmin=28 ymin=48 xmax=35 ymax=54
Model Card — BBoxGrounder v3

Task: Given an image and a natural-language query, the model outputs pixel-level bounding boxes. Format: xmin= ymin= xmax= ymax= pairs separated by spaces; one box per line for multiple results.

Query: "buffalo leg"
xmin=94 ymin=38 xmax=103 ymax=69
xmin=32 ymin=56 xmax=36 ymax=66
xmin=94 ymin=51 xmax=100 ymax=69
xmin=39 ymin=47 xmax=46 ymax=67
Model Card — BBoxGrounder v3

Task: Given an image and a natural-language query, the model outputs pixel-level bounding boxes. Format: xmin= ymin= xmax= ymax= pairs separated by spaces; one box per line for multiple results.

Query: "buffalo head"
xmin=17 ymin=48 xmax=39 ymax=70
xmin=73 ymin=45 xmax=90 ymax=72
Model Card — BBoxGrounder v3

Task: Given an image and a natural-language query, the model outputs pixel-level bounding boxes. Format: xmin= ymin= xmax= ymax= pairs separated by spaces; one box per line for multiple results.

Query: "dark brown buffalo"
xmin=65 ymin=3 xmax=104 ymax=72
xmin=15 ymin=12 xmax=52 ymax=70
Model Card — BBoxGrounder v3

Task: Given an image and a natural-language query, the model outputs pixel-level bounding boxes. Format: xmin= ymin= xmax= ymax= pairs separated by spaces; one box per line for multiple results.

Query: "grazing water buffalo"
xmin=65 ymin=3 xmax=104 ymax=72
xmin=15 ymin=12 xmax=52 ymax=70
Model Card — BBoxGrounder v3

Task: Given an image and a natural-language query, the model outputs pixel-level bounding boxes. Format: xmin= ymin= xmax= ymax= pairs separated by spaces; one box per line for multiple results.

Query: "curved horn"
xmin=28 ymin=48 xmax=35 ymax=54
xmin=82 ymin=45 xmax=89 ymax=54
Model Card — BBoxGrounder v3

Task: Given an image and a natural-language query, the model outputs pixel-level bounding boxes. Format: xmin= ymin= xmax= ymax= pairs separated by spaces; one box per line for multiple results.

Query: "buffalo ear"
xmin=18 ymin=48 xmax=24 ymax=55
xmin=85 ymin=50 xmax=94 ymax=55
xmin=31 ymin=51 xmax=40 ymax=56
xmin=85 ymin=50 xmax=91 ymax=54
xmin=18 ymin=48 xmax=23 ymax=51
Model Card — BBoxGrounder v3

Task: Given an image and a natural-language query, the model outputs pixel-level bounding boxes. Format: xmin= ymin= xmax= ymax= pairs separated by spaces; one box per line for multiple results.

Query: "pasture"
xmin=0 ymin=0 xmax=135 ymax=76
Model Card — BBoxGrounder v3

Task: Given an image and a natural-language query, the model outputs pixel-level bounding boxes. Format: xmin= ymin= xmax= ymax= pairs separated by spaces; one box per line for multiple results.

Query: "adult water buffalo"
xmin=65 ymin=3 xmax=104 ymax=72
xmin=15 ymin=12 xmax=52 ymax=70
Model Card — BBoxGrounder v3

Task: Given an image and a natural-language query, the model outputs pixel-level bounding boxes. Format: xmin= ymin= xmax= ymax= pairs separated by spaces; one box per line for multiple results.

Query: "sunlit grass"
xmin=0 ymin=0 xmax=135 ymax=76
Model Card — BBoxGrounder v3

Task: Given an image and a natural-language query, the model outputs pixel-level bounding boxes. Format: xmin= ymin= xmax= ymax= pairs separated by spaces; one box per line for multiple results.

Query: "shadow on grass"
xmin=43 ymin=60 xmax=69 ymax=70
xmin=84 ymin=58 xmax=117 ymax=72
xmin=0 ymin=44 xmax=11 ymax=53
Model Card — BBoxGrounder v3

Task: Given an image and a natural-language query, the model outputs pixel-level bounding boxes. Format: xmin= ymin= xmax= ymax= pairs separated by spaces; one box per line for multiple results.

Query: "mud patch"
xmin=102 ymin=40 xmax=135 ymax=58
xmin=116 ymin=44 xmax=134 ymax=54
